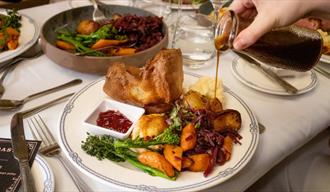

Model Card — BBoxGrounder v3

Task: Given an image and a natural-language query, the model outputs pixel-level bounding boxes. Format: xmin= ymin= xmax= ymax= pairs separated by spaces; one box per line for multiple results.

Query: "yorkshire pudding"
xmin=103 ymin=49 xmax=183 ymax=109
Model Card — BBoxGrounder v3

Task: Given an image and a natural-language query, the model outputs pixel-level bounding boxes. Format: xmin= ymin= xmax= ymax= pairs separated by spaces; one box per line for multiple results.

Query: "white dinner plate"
xmin=232 ymin=57 xmax=318 ymax=96
xmin=320 ymin=54 xmax=330 ymax=64
xmin=31 ymin=155 xmax=55 ymax=192
xmin=0 ymin=9 xmax=39 ymax=63
xmin=58 ymin=73 xmax=259 ymax=192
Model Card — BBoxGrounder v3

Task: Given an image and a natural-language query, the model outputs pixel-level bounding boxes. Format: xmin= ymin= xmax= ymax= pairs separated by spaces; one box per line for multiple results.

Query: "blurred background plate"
xmin=0 ymin=9 xmax=39 ymax=64
xmin=32 ymin=155 xmax=55 ymax=192
xmin=232 ymin=57 xmax=318 ymax=96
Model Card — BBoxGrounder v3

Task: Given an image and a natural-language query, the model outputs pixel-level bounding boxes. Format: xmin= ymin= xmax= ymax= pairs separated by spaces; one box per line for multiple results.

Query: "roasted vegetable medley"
xmin=82 ymin=90 xmax=242 ymax=180
xmin=56 ymin=14 xmax=164 ymax=56
xmin=0 ymin=9 xmax=21 ymax=52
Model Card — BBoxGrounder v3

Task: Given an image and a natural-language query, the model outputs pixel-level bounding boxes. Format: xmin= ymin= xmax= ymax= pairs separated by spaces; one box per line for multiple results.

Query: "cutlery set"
xmin=10 ymin=93 xmax=77 ymax=192
xmin=10 ymin=93 xmax=82 ymax=192
xmin=1 ymin=40 xmax=84 ymax=191
xmin=10 ymin=113 xmax=37 ymax=192
xmin=0 ymin=79 xmax=81 ymax=110
xmin=27 ymin=114 xmax=91 ymax=192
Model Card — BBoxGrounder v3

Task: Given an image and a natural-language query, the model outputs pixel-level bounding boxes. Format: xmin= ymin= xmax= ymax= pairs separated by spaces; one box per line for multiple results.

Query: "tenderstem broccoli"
xmin=81 ymin=134 xmax=176 ymax=180
xmin=75 ymin=24 xmax=127 ymax=45
xmin=56 ymin=24 xmax=127 ymax=56
xmin=57 ymin=33 xmax=105 ymax=56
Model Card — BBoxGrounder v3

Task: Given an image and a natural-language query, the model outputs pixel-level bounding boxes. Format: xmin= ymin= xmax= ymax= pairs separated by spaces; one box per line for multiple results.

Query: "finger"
xmin=229 ymin=0 xmax=255 ymax=15
xmin=240 ymin=9 xmax=257 ymax=19
xmin=229 ymin=0 xmax=245 ymax=14
xmin=233 ymin=13 xmax=276 ymax=50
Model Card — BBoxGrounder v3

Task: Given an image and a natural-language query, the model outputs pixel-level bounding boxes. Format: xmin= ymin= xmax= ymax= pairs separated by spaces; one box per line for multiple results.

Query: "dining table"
xmin=0 ymin=1 xmax=330 ymax=191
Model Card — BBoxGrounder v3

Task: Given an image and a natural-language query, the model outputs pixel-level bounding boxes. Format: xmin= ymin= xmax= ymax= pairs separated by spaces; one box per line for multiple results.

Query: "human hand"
xmin=229 ymin=0 xmax=320 ymax=50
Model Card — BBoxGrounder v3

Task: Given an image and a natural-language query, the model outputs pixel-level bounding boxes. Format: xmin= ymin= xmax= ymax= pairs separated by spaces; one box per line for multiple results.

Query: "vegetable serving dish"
xmin=41 ymin=4 xmax=168 ymax=75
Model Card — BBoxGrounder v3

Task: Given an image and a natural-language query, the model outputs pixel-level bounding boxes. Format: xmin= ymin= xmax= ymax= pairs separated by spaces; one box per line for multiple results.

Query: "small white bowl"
xmin=84 ymin=99 xmax=145 ymax=139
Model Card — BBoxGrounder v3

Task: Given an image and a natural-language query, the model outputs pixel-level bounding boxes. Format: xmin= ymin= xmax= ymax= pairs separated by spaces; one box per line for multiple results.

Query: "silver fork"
xmin=90 ymin=0 xmax=106 ymax=22
xmin=0 ymin=50 xmax=43 ymax=98
xmin=27 ymin=114 xmax=91 ymax=192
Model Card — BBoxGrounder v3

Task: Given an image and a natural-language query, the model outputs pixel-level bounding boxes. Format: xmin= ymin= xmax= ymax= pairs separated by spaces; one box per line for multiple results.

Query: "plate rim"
xmin=58 ymin=73 xmax=259 ymax=191
xmin=0 ymin=9 xmax=39 ymax=63
xmin=34 ymin=155 xmax=55 ymax=192
xmin=231 ymin=57 xmax=318 ymax=96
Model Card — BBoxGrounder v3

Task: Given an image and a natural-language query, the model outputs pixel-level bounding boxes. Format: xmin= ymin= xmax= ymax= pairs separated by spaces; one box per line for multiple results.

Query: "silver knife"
xmin=11 ymin=113 xmax=36 ymax=192
xmin=234 ymin=51 xmax=298 ymax=94
xmin=314 ymin=66 xmax=330 ymax=79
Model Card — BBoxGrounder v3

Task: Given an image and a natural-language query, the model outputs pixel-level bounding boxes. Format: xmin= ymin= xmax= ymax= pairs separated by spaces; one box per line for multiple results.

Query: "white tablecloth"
xmin=246 ymin=129 xmax=330 ymax=192
xmin=0 ymin=1 xmax=330 ymax=191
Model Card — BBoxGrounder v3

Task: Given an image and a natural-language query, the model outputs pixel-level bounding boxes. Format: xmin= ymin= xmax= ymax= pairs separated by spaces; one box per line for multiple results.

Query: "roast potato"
xmin=183 ymin=90 xmax=223 ymax=113
xmin=209 ymin=97 xmax=223 ymax=113
xmin=131 ymin=114 xmax=167 ymax=140
xmin=212 ymin=109 xmax=242 ymax=132
xmin=183 ymin=90 xmax=208 ymax=110
xmin=76 ymin=19 xmax=100 ymax=35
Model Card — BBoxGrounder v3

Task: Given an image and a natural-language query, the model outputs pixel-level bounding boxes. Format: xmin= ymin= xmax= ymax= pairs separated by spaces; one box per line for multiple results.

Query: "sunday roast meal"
xmin=0 ymin=10 xmax=21 ymax=52
xmin=81 ymin=49 xmax=243 ymax=180
xmin=55 ymin=14 xmax=164 ymax=56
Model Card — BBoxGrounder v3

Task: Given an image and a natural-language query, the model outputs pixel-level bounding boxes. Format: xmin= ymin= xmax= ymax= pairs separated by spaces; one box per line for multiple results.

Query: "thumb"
xmin=233 ymin=13 xmax=276 ymax=50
